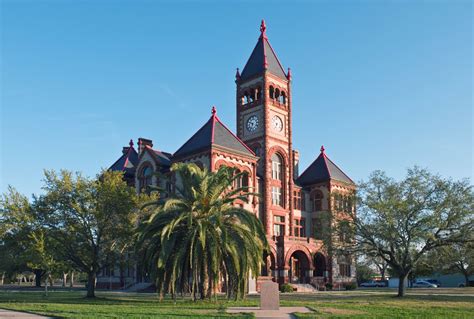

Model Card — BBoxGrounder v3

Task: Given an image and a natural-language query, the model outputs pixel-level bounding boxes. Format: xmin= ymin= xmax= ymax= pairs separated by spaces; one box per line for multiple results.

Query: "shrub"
xmin=280 ymin=283 xmax=294 ymax=293
xmin=344 ymin=282 xmax=357 ymax=290
xmin=325 ymin=283 xmax=333 ymax=290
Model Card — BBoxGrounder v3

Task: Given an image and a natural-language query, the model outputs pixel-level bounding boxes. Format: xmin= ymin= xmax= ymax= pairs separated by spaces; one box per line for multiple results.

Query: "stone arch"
xmin=262 ymin=250 xmax=276 ymax=277
xmin=137 ymin=160 xmax=155 ymax=191
xmin=214 ymin=159 xmax=252 ymax=189
xmin=280 ymin=91 xmax=286 ymax=104
xmin=313 ymin=252 xmax=327 ymax=277
xmin=214 ymin=159 xmax=251 ymax=174
xmin=269 ymin=85 xmax=275 ymax=99
xmin=284 ymin=244 xmax=313 ymax=268
xmin=267 ymin=146 xmax=288 ymax=167
xmin=285 ymin=245 xmax=312 ymax=284
xmin=256 ymin=86 xmax=262 ymax=100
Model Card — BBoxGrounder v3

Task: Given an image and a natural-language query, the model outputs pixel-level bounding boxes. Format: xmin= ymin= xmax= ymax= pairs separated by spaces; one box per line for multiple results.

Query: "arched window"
xmin=311 ymin=190 xmax=323 ymax=212
xmin=269 ymin=86 xmax=275 ymax=99
xmin=243 ymin=91 xmax=250 ymax=105
xmin=139 ymin=165 xmax=153 ymax=190
xmin=275 ymin=88 xmax=280 ymax=101
xmin=280 ymin=91 xmax=286 ymax=104
xmin=271 ymin=153 xmax=283 ymax=181
xmin=249 ymin=88 xmax=255 ymax=103
xmin=256 ymin=86 xmax=262 ymax=100
xmin=233 ymin=169 xmax=242 ymax=189
xmin=242 ymin=171 xmax=249 ymax=188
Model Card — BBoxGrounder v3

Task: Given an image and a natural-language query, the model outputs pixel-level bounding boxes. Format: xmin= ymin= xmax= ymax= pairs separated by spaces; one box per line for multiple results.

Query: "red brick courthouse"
xmin=105 ymin=21 xmax=356 ymax=291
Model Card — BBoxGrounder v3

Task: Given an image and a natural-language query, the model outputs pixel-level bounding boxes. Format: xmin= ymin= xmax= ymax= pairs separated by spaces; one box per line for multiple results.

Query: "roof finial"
xmin=235 ymin=68 xmax=241 ymax=80
xmin=287 ymin=67 xmax=292 ymax=80
xmin=260 ymin=19 xmax=267 ymax=38
xmin=320 ymin=145 xmax=325 ymax=153
xmin=129 ymin=139 xmax=134 ymax=148
xmin=211 ymin=106 xmax=217 ymax=115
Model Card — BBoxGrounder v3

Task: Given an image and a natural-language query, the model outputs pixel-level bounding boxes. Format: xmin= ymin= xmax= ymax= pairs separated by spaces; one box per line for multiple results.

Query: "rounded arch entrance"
xmin=261 ymin=251 xmax=276 ymax=279
xmin=286 ymin=249 xmax=312 ymax=284
xmin=314 ymin=252 xmax=327 ymax=277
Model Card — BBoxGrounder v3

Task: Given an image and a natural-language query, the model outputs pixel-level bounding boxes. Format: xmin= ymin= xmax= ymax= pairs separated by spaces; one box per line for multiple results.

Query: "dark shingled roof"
xmin=296 ymin=147 xmax=354 ymax=186
xmin=146 ymin=147 xmax=172 ymax=167
xmin=173 ymin=109 xmax=255 ymax=159
xmin=241 ymin=22 xmax=287 ymax=80
xmin=109 ymin=142 xmax=139 ymax=177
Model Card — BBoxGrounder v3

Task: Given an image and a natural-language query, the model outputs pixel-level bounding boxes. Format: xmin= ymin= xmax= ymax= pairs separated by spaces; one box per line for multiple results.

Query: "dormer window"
xmin=139 ymin=165 xmax=153 ymax=190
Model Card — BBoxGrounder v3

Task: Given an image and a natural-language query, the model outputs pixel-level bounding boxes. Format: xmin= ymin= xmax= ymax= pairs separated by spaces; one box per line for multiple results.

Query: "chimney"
xmin=138 ymin=138 xmax=153 ymax=154
xmin=293 ymin=149 xmax=300 ymax=179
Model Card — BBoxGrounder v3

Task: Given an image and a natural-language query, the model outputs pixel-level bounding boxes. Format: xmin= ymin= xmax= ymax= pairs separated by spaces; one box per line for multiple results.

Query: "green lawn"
xmin=0 ymin=288 xmax=473 ymax=318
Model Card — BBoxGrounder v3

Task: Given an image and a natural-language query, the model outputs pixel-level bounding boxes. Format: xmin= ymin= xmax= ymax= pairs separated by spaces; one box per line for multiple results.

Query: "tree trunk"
xmin=34 ymin=270 xmax=42 ymax=287
xmin=1 ymin=272 xmax=4 ymax=285
xmin=62 ymin=273 xmax=68 ymax=287
xmin=463 ymin=272 xmax=470 ymax=287
xmin=86 ymin=272 xmax=96 ymax=298
xmin=380 ymin=267 xmax=386 ymax=282
xmin=70 ymin=271 xmax=74 ymax=288
xmin=44 ymin=273 xmax=49 ymax=297
xmin=397 ymin=274 xmax=408 ymax=297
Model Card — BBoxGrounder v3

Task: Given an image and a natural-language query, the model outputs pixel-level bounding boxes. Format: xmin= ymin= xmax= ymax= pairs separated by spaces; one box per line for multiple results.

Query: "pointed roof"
xmin=173 ymin=107 xmax=256 ymax=159
xmin=141 ymin=146 xmax=172 ymax=167
xmin=240 ymin=20 xmax=287 ymax=81
xmin=109 ymin=139 xmax=139 ymax=176
xmin=296 ymin=146 xmax=354 ymax=186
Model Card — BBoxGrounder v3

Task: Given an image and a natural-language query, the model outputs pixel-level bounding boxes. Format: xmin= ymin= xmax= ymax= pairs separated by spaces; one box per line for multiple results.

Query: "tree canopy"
xmin=352 ymin=167 xmax=473 ymax=296
xmin=137 ymin=163 xmax=269 ymax=300
xmin=35 ymin=169 xmax=148 ymax=297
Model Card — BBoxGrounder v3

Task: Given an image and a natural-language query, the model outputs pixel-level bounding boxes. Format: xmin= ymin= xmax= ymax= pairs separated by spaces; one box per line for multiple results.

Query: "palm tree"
xmin=137 ymin=163 xmax=269 ymax=301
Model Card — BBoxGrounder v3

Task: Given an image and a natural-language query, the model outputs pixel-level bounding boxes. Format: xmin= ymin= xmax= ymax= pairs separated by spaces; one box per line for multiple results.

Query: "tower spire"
xmin=240 ymin=19 xmax=286 ymax=80
xmin=260 ymin=19 xmax=267 ymax=39
xmin=320 ymin=145 xmax=325 ymax=154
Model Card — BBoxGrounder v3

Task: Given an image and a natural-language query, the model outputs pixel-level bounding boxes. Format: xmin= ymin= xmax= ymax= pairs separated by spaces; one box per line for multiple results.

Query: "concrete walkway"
xmin=0 ymin=309 xmax=50 ymax=318
xmin=227 ymin=306 xmax=312 ymax=319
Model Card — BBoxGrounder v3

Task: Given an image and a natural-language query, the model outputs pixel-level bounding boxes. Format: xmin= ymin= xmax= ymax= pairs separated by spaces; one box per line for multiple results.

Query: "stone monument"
xmin=260 ymin=280 xmax=279 ymax=310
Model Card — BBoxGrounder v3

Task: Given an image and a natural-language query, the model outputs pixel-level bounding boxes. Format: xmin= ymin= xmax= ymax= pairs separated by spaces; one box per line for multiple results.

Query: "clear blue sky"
xmin=1 ymin=0 xmax=472 ymax=197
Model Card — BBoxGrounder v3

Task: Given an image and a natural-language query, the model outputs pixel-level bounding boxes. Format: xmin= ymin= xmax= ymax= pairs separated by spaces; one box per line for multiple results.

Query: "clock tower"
xmin=236 ymin=20 xmax=294 ymax=240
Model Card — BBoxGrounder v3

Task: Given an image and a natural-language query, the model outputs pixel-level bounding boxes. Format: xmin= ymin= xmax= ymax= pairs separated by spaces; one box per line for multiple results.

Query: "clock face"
xmin=271 ymin=115 xmax=283 ymax=132
xmin=246 ymin=115 xmax=259 ymax=132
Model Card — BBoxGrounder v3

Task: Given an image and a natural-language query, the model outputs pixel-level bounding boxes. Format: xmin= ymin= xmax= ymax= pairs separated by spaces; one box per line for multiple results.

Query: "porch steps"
xmin=290 ymin=283 xmax=318 ymax=292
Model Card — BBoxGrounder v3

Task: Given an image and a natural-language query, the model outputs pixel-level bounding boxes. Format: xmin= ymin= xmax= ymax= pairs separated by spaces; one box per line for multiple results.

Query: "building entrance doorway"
xmin=289 ymin=250 xmax=310 ymax=284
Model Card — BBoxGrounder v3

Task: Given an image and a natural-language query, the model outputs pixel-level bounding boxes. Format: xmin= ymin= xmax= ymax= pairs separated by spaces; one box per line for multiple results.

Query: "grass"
xmin=0 ymin=288 xmax=473 ymax=318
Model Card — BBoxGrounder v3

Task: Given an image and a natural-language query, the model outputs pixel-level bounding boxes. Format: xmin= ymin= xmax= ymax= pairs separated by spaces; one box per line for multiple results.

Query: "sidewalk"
xmin=0 ymin=309 xmax=50 ymax=318
xmin=227 ymin=306 xmax=312 ymax=319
